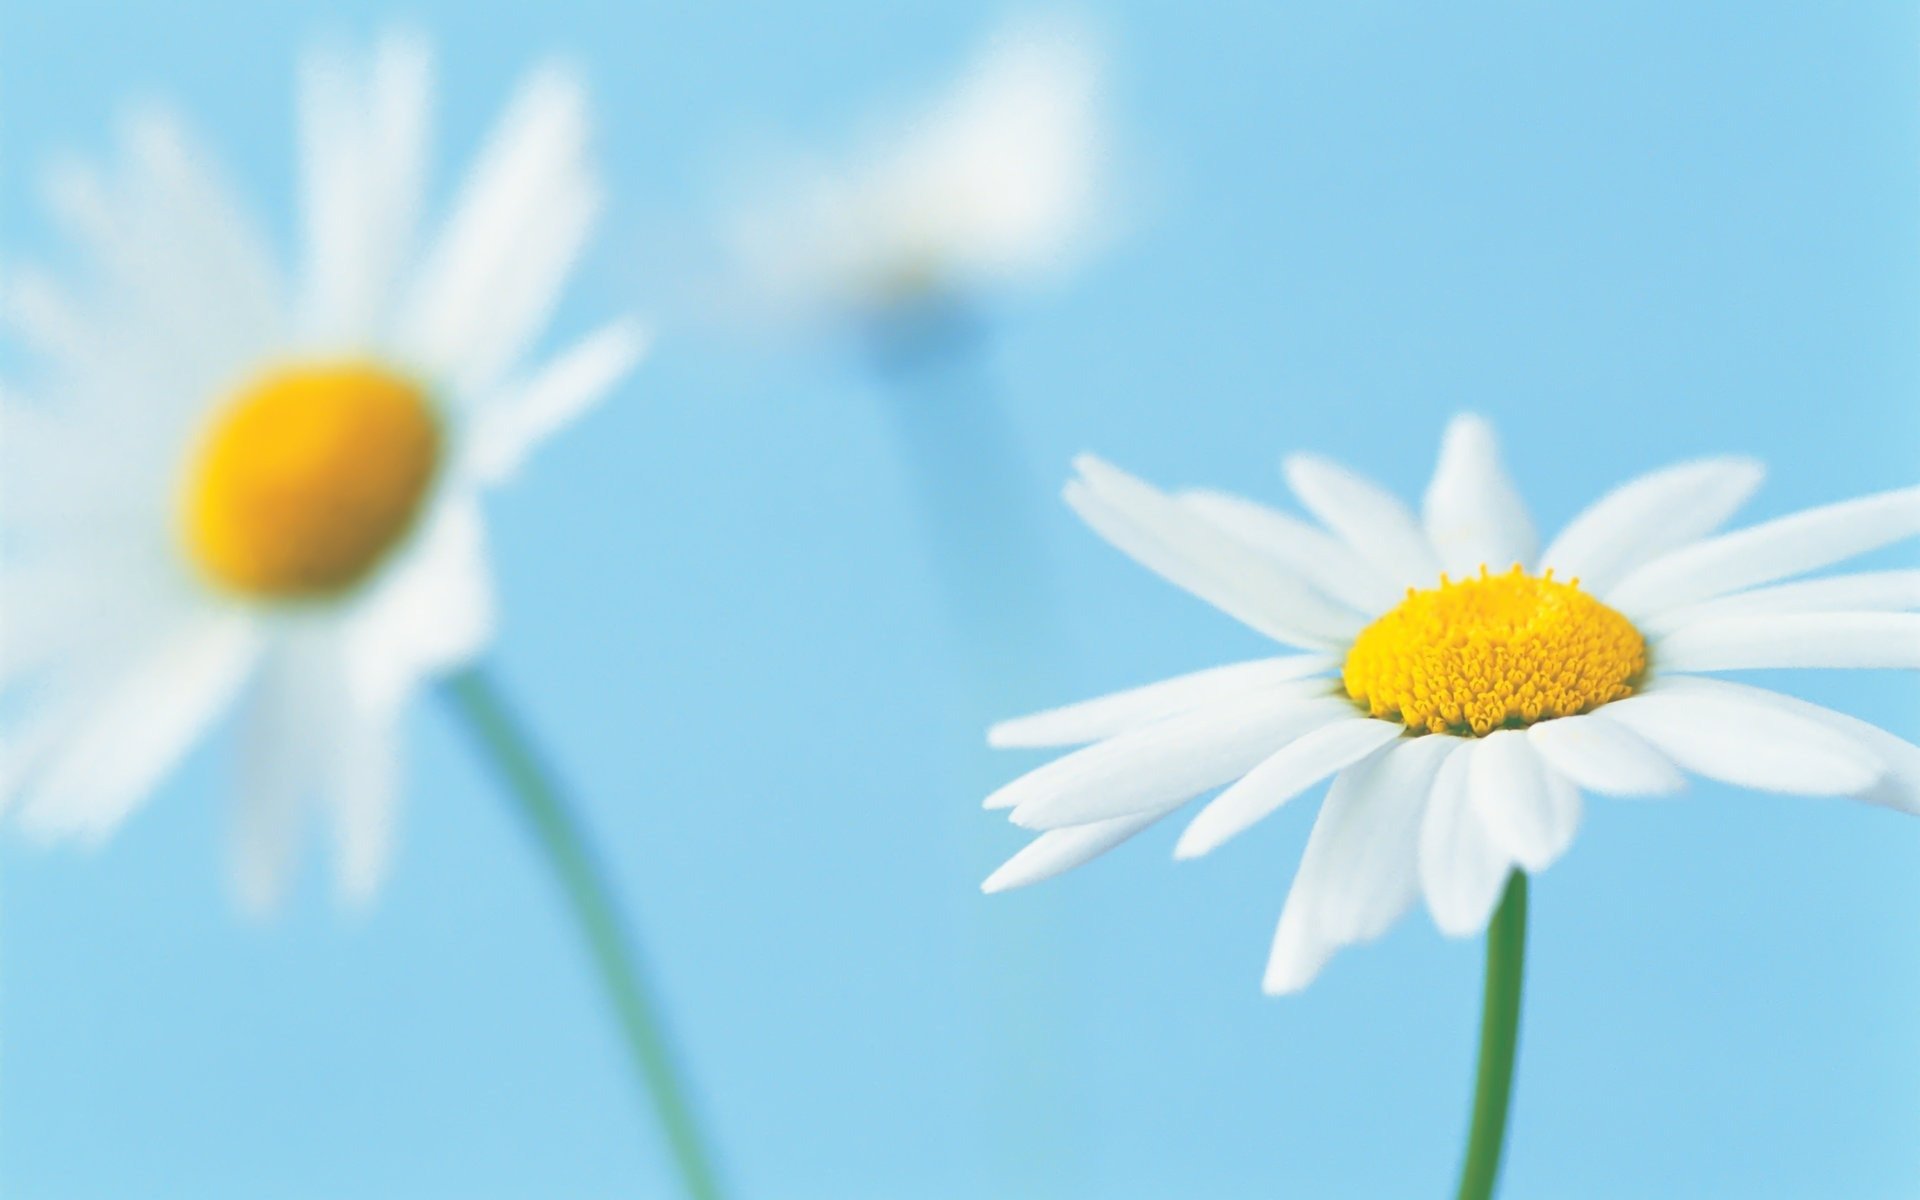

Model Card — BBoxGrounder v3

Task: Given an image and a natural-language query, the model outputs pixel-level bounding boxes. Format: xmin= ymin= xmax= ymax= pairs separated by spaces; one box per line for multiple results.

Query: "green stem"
xmin=446 ymin=667 xmax=726 ymax=1200
xmin=1454 ymin=871 xmax=1528 ymax=1200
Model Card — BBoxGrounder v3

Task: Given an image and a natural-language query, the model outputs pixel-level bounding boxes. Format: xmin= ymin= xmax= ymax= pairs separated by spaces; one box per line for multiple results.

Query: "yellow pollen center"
xmin=1342 ymin=566 xmax=1647 ymax=736
xmin=181 ymin=362 xmax=441 ymax=599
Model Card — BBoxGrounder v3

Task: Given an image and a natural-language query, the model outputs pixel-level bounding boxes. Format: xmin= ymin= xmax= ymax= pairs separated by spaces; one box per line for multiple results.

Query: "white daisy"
xmin=983 ymin=416 xmax=1920 ymax=993
xmin=0 ymin=33 xmax=645 ymax=910
xmin=720 ymin=13 xmax=1108 ymax=327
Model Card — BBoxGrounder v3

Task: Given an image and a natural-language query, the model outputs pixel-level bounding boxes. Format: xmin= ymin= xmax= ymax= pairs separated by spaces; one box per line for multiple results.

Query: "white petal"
xmin=298 ymin=33 xmax=433 ymax=342
xmin=1723 ymin=687 xmax=1920 ymax=816
xmin=1602 ymin=676 xmax=1885 ymax=795
xmin=1262 ymin=737 xmax=1458 ymax=995
xmin=1283 ymin=453 xmax=1441 ymax=586
xmin=1180 ymin=489 xmax=1399 ymax=614
xmin=988 ymin=655 xmax=1338 ymax=748
xmin=401 ymin=65 xmax=598 ymax=394
xmin=1654 ymin=613 xmax=1920 ymax=672
xmin=1174 ymin=717 xmax=1404 ymax=859
xmin=232 ymin=632 xmax=329 ymax=914
xmin=1539 ymin=458 xmax=1765 ymax=596
xmin=1420 ymin=741 xmax=1515 ymax=937
xmin=1641 ymin=570 xmax=1920 ymax=635
xmin=1527 ymin=713 xmax=1685 ymax=797
xmin=466 ymin=317 xmax=650 ymax=484
xmin=342 ymin=495 xmax=495 ymax=713
xmin=1607 ymin=486 xmax=1920 ymax=618
xmin=994 ymin=694 xmax=1352 ymax=827
xmin=1421 ymin=415 xmax=1537 ymax=578
xmin=16 ymin=612 xmax=260 ymax=839
xmin=326 ymin=705 xmax=401 ymax=907
xmin=981 ymin=808 xmax=1166 ymax=893
xmin=1468 ymin=730 xmax=1581 ymax=873
xmin=1067 ymin=456 xmax=1367 ymax=648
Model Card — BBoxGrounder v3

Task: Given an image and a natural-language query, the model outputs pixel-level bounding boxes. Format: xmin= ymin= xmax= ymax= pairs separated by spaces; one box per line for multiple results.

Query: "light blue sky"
xmin=5 ymin=2 xmax=1918 ymax=1197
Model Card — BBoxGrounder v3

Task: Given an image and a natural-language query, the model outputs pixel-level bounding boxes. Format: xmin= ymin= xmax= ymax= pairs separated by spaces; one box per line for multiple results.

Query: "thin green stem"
xmin=1454 ymin=871 xmax=1528 ymax=1200
xmin=446 ymin=667 xmax=725 ymax=1200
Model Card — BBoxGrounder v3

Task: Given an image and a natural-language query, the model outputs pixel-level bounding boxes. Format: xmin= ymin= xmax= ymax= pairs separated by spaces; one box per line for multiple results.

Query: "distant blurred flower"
xmin=986 ymin=416 xmax=1920 ymax=1196
xmin=986 ymin=415 xmax=1920 ymax=990
xmin=720 ymin=13 xmax=1109 ymax=332
xmin=0 ymin=33 xmax=645 ymax=910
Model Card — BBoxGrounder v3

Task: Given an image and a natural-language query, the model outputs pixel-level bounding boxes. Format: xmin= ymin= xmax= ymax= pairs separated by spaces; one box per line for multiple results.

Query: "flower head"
xmin=1 ymin=33 xmax=645 ymax=909
xmin=984 ymin=416 xmax=1920 ymax=993
xmin=721 ymin=13 xmax=1109 ymax=328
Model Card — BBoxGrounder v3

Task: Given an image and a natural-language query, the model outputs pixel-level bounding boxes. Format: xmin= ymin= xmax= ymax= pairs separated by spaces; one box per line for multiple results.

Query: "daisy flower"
xmin=720 ymin=12 xmax=1108 ymax=330
xmin=985 ymin=416 xmax=1917 ymax=1196
xmin=985 ymin=415 xmax=1920 ymax=991
xmin=0 ymin=33 xmax=645 ymax=908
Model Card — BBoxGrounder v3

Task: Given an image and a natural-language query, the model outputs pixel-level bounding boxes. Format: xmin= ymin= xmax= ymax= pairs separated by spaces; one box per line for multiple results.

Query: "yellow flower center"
xmin=181 ymin=362 xmax=441 ymax=599
xmin=1342 ymin=566 xmax=1647 ymax=736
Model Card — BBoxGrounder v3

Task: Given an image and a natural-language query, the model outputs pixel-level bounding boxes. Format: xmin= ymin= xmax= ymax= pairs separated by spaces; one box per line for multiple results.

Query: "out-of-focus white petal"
xmin=466 ymin=317 xmax=649 ymax=484
xmin=1527 ymin=712 xmax=1685 ymax=797
xmin=1602 ymin=676 xmax=1885 ymax=796
xmin=1180 ymin=489 xmax=1400 ymax=614
xmin=342 ymin=494 xmax=494 ymax=714
xmin=1539 ymin=458 xmax=1765 ymax=596
xmin=1467 ymin=729 xmax=1581 ymax=873
xmin=981 ymin=808 xmax=1166 ymax=894
xmin=298 ymin=32 xmax=432 ymax=343
xmin=1653 ymin=613 xmax=1920 ymax=672
xmin=1283 ymin=453 xmax=1441 ymax=587
xmin=400 ymin=64 xmax=596 ymax=394
xmin=1067 ymin=456 xmax=1367 ymax=648
xmin=1641 ymin=570 xmax=1920 ymax=635
xmin=233 ymin=630 xmax=328 ymax=914
xmin=1422 ymin=415 xmax=1537 ymax=578
xmin=15 ymin=611 xmax=261 ymax=839
xmin=1607 ymin=486 xmax=1920 ymax=618
xmin=988 ymin=655 xmax=1337 ymax=749
xmin=993 ymin=694 xmax=1352 ymax=828
xmin=1262 ymin=736 xmax=1456 ymax=995
xmin=1174 ymin=717 xmax=1403 ymax=859
xmin=325 ymin=704 xmax=400 ymax=907
xmin=1420 ymin=742 xmax=1515 ymax=937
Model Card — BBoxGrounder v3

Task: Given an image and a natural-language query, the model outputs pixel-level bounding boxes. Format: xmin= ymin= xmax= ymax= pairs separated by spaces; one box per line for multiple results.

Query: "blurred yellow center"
xmin=1343 ymin=566 xmax=1646 ymax=736
xmin=182 ymin=362 xmax=440 ymax=598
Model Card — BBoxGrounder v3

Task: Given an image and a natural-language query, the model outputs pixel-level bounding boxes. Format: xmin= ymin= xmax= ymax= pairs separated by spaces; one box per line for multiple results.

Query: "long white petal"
xmin=1468 ymin=729 xmax=1581 ymax=873
xmin=1422 ymin=415 xmax=1537 ymax=578
xmin=232 ymin=632 xmax=328 ymax=915
xmin=1262 ymin=737 xmax=1457 ymax=995
xmin=1068 ymin=456 xmax=1366 ymax=647
xmin=1539 ymin=458 xmax=1765 ymax=595
xmin=1720 ymin=686 xmax=1920 ymax=816
xmin=994 ymin=694 xmax=1352 ymax=827
xmin=325 ymin=705 xmax=401 ymax=906
xmin=1419 ymin=741 xmax=1515 ymax=937
xmin=1641 ymin=570 xmax=1920 ymax=635
xmin=981 ymin=808 xmax=1166 ymax=893
xmin=1180 ymin=489 xmax=1399 ymax=614
xmin=1174 ymin=717 xmax=1404 ymax=859
xmin=1654 ymin=613 xmax=1920 ymax=672
xmin=1606 ymin=486 xmax=1920 ymax=618
xmin=1283 ymin=453 xmax=1441 ymax=586
xmin=1527 ymin=712 xmax=1685 ymax=797
xmin=466 ymin=317 xmax=650 ymax=484
xmin=16 ymin=612 xmax=260 ymax=839
xmin=1602 ymin=676 xmax=1884 ymax=795
xmin=401 ymin=65 xmax=596 ymax=394
xmin=988 ymin=655 xmax=1338 ymax=749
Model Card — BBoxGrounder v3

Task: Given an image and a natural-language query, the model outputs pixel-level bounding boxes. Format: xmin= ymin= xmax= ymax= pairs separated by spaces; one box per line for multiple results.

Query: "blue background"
xmin=5 ymin=2 xmax=1919 ymax=1196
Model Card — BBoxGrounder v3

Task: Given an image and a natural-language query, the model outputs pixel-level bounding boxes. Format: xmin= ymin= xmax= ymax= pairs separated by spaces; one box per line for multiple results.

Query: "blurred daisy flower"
xmin=985 ymin=416 xmax=1920 ymax=994
xmin=0 ymin=33 xmax=645 ymax=910
xmin=719 ymin=12 xmax=1110 ymax=333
